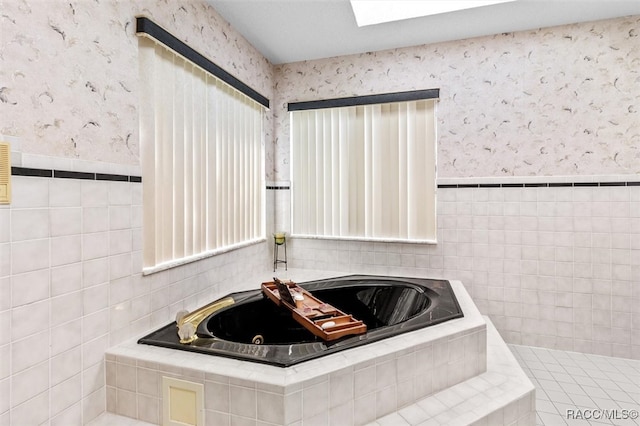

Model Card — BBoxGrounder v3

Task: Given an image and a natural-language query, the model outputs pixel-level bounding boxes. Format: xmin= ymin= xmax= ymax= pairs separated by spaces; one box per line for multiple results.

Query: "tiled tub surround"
xmin=105 ymin=270 xmax=488 ymax=425
xmin=371 ymin=317 xmax=535 ymax=426
xmin=283 ymin=175 xmax=640 ymax=360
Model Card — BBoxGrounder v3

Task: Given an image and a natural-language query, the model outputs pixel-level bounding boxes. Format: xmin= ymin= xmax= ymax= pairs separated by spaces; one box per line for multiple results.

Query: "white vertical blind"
xmin=291 ymin=99 xmax=436 ymax=242
xmin=139 ymin=37 xmax=265 ymax=272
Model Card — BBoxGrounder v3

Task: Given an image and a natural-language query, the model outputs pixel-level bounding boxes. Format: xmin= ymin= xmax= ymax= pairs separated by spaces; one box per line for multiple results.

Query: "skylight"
xmin=350 ymin=0 xmax=517 ymax=27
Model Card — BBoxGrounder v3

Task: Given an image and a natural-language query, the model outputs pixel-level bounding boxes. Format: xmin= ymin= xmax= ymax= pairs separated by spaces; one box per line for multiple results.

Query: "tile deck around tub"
xmin=105 ymin=270 xmax=486 ymax=425
xmin=93 ymin=335 xmax=639 ymax=425
xmin=369 ymin=316 xmax=536 ymax=426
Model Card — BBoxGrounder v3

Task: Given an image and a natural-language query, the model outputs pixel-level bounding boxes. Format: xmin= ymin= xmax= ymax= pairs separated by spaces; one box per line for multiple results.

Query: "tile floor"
xmin=510 ymin=345 xmax=640 ymax=426
xmin=91 ymin=345 xmax=640 ymax=426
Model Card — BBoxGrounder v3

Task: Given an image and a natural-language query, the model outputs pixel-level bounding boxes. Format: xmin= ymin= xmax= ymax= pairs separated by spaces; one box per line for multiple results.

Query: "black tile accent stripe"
xmin=11 ymin=167 xmax=53 ymax=178
xmin=288 ymin=89 xmax=440 ymax=112
xmin=136 ymin=17 xmax=269 ymax=109
xmin=438 ymin=181 xmax=639 ymax=189
xmin=11 ymin=166 xmax=141 ymax=183
xmin=54 ymin=170 xmax=95 ymax=180
xmin=96 ymin=173 xmax=129 ymax=182
xmin=12 ymin=166 xmax=636 ymax=190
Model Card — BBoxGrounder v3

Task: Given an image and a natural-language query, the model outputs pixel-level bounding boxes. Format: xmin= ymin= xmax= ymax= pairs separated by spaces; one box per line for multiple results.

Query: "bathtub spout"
xmin=175 ymin=297 xmax=235 ymax=344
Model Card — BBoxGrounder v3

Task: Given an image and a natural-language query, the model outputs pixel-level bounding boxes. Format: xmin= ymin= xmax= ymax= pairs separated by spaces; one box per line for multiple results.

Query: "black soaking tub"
xmin=138 ymin=275 xmax=463 ymax=367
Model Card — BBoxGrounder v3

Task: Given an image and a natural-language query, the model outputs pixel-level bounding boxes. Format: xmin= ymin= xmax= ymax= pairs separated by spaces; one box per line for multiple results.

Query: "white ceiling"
xmin=208 ymin=0 xmax=640 ymax=64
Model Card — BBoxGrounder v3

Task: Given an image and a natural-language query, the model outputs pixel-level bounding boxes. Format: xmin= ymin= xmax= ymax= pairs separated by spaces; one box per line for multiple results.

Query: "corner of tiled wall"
xmin=283 ymin=179 xmax=640 ymax=361
xmin=1 ymin=153 xmax=272 ymax=425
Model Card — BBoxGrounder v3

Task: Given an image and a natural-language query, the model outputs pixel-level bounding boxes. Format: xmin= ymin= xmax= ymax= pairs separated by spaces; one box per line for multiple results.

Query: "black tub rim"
xmin=137 ymin=274 xmax=464 ymax=367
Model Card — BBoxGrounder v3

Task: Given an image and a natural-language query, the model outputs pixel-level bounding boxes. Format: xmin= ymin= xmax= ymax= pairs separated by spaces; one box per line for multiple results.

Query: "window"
xmin=290 ymin=92 xmax=437 ymax=242
xmin=138 ymin=28 xmax=266 ymax=273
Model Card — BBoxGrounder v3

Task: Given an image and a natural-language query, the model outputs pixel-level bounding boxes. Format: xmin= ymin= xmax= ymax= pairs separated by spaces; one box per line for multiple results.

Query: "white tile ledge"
xmin=369 ymin=316 xmax=536 ymax=426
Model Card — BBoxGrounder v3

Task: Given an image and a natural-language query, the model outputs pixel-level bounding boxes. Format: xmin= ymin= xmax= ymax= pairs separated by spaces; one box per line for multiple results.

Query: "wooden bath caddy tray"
xmin=261 ymin=278 xmax=367 ymax=341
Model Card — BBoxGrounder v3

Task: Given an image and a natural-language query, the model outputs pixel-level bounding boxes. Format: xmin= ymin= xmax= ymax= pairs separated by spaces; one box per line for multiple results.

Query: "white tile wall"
xmin=1 ymin=171 xmax=272 ymax=425
xmin=283 ymin=178 xmax=640 ymax=361
xmin=4 ymin=149 xmax=636 ymax=426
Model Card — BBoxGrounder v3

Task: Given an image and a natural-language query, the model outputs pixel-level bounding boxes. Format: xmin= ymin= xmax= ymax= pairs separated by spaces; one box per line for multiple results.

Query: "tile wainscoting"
xmin=282 ymin=175 xmax=640 ymax=360
xmin=0 ymin=154 xmax=272 ymax=425
xmin=2 ymin=150 xmax=637 ymax=426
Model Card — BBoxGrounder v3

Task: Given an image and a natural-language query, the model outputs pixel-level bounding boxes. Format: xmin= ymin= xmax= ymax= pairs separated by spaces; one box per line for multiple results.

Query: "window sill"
xmin=290 ymin=234 xmax=437 ymax=245
xmin=142 ymin=237 xmax=267 ymax=276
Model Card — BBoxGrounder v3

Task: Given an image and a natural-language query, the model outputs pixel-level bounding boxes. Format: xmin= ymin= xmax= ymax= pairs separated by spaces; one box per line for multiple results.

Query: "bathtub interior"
xmin=110 ymin=276 xmax=495 ymax=425
xmin=138 ymin=275 xmax=463 ymax=366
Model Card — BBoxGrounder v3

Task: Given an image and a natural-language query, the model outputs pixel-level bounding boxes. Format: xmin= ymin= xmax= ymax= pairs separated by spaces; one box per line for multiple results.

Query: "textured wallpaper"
xmin=274 ymin=16 xmax=640 ymax=179
xmin=0 ymin=0 xmax=274 ymax=166
xmin=3 ymin=3 xmax=638 ymax=179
